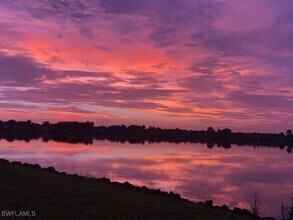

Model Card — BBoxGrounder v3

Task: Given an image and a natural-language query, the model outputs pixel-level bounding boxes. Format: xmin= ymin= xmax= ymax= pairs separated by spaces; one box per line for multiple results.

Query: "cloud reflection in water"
xmin=0 ymin=139 xmax=292 ymax=217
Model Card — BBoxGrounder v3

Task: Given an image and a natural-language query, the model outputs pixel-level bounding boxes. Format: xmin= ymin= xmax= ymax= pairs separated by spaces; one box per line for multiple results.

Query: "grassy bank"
xmin=0 ymin=159 xmax=268 ymax=220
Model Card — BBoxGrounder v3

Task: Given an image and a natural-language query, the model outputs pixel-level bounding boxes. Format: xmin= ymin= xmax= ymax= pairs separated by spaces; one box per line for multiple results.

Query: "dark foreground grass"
xmin=0 ymin=161 xmax=260 ymax=220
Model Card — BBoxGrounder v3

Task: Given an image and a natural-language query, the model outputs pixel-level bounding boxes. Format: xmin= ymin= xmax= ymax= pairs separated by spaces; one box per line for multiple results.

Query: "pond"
xmin=0 ymin=139 xmax=292 ymax=218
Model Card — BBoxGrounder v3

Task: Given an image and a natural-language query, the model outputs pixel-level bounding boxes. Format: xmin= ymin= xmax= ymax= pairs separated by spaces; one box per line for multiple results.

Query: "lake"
xmin=0 ymin=139 xmax=292 ymax=218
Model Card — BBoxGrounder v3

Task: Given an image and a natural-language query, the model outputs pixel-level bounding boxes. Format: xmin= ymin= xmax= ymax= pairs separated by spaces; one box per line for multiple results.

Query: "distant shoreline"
xmin=0 ymin=158 xmax=275 ymax=220
xmin=0 ymin=120 xmax=292 ymax=152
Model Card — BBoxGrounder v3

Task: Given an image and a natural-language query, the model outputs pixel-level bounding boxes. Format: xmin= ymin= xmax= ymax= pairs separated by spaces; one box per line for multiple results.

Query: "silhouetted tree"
xmin=207 ymin=127 xmax=215 ymax=134
xmin=222 ymin=128 xmax=232 ymax=136
xmin=281 ymin=197 xmax=293 ymax=220
xmin=43 ymin=121 xmax=50 ymax=126
xmin=249 ymin=192 xmax=262 ymax=216
xmin=286 ymin=129 xmax=293 ymax=136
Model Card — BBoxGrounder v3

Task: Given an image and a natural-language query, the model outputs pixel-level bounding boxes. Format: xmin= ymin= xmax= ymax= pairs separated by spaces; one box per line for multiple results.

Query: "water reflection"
xmin=0 ymin=139 xmax=292 ymax=218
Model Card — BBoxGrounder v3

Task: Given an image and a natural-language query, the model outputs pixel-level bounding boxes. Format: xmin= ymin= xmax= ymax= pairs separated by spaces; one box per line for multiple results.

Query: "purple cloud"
xmin=0 ymin=53 xmax=53 ymax=85
xmin=0 ymin=0 xmax=293 ymax=131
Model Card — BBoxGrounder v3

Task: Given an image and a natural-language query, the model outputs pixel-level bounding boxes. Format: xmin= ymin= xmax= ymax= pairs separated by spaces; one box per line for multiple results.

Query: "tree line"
xmin=0 ymin=120 xmax=292 ymax=153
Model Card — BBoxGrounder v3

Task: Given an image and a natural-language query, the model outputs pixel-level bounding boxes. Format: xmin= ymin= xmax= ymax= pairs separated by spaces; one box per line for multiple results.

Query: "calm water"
xmin=0 ymin=139 xmax=292 ymax=218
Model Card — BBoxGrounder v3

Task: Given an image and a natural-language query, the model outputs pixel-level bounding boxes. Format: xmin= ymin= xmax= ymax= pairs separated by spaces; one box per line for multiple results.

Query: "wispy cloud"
xmin=0 ymin=0 xmax=292 ymax=131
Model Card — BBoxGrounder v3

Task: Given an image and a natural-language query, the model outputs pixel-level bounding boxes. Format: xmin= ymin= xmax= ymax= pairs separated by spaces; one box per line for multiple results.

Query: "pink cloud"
xmin=0 ymin=0 xmax=292 ymax=132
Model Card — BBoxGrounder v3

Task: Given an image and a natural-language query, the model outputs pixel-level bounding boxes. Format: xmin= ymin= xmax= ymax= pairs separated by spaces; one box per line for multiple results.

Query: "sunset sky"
xmin=0 ymin=0 xmax=292 ymax=132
